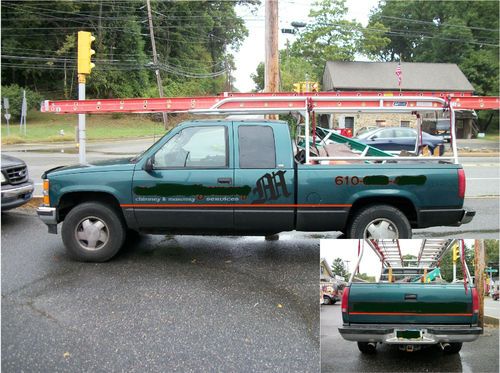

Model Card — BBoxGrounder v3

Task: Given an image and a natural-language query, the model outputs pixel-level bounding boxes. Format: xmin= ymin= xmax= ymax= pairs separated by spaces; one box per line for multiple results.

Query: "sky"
xmin=320 ymin=239 xmax=475 ymax=281
xmin=231 ymin=0 xmax=380 ymax=92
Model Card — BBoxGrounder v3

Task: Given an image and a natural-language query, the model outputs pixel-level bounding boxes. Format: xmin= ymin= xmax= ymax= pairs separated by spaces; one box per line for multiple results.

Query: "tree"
xmin=289 ymin=0 xmax=361 ymax=80
xmin=1 ymin=0 xmax=253 ymax=99
xmin=439 ymin=242 xmax=474 ymax=283
xmin=331 ymin=257 xmax=350 ymax=280
xmin=364 ymin=1 xmax=499 ymax=96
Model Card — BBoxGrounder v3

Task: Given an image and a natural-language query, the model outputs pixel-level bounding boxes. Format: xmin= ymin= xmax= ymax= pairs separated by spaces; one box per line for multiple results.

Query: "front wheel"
xmin=62 ymin=202 xmax=126 ymax=262
xmin=346 ymin=205 xmax=412 ymax=239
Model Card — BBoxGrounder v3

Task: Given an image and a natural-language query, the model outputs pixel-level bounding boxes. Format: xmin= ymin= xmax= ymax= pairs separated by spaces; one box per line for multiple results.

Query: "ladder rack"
xmin=40 ymin=91 xmax=499 ymax=165
xmin=367 ymin=239 xmax=455 ymax=269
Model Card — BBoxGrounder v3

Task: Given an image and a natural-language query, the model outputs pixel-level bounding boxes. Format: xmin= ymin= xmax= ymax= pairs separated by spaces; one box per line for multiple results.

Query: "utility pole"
xmin=146 ymin=0 xmax=168 ymax=129
xmin=474 ymin=239 xmax=485 ymax=328
xmin=265 ymin=0 xmax=279 ymax=120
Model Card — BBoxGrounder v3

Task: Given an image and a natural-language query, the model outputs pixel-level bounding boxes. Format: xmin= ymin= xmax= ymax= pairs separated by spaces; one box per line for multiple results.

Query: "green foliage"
xmin=440 ymin=242 xmax=474 ymax=283
xmin=364 ymin=0 xmax=499 ymax=97
xmin=1 ymin=84 xmax=43 ymax=119
xmin=1 ymin=0 xmax=252 ymax=99
xmin=485 ymin=240 xmax=499 ymax=267
xmin=289 ymin=0 xmax=361 ymax=80
xmin=331 ymin=257 xmax=350 ymax=280
xmin=355 ymin=272 xmax=376 ymax=282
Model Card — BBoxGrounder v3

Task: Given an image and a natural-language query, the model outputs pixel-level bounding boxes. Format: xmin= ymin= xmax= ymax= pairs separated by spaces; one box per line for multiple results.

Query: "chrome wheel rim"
xmin=364 ymin=218 xmax=399 ymax=239
xmin=75 ymin=216 xmax=109 ymax=250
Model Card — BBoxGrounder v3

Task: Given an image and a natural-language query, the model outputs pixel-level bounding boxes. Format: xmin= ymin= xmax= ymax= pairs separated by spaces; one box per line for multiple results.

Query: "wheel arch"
xmin=347 ymin=196 xmax=418 ymax=229
xmin=58 ymin=191 xmax=124 ymax=223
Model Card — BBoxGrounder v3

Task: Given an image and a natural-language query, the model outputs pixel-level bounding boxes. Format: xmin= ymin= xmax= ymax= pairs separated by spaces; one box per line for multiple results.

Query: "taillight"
xmin=341 ymin=287 xmax=350 ymax=313
xmin=42 ymin=179 xmax=50 ymax=206
xmin=472 ymin=287 xmax=479 ymax=314
xmin=458 ymin=169 xmax=466 ymax=199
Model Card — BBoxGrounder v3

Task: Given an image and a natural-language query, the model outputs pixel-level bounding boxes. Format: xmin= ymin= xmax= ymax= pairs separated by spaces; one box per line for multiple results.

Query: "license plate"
xmin=396 ymin=330 xmax=422 ymax=340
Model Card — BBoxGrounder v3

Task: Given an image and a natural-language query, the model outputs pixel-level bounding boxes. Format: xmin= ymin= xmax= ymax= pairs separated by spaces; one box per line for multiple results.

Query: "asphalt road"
xmin=320 ymin=304 xmax=499 ymax=373
xmin=2 ymin=208 xmax=320 ymax=372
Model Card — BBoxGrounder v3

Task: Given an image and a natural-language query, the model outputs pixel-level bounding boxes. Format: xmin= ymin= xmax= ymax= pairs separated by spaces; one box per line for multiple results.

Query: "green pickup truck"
xmin=339 ymin=241 xmax=481 ymax=354
xmin=37 ymin=119 xmax=474 ymax=261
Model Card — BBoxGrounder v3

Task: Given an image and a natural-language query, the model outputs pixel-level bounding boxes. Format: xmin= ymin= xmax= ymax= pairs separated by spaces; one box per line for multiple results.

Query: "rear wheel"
xmin=62 ymin=202 xmax=126 ymax=262
xmin=323 ymin=296 xmax=331 ymax=305
xmin=347 ymin=204 xmax=412 ymax=239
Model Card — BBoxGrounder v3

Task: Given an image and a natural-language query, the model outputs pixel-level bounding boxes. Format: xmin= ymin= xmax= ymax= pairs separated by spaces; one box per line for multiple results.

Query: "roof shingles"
xmin=323 ymin=61 xmax=475 ymax=92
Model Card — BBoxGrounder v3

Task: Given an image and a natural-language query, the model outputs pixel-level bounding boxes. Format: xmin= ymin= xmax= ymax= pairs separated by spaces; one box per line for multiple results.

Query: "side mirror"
xmin=144 ymin=157 xmax=154 ymax=172
xmin=370 ymin=136 xmax=378 ymax=140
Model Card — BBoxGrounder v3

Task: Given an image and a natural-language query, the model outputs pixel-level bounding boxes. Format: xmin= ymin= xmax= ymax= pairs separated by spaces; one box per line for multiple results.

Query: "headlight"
xmin=0 ymin=173 xmax=6 ymax=183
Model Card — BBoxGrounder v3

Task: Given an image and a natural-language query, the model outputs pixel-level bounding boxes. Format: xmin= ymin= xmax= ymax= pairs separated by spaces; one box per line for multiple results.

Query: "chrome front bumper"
xmin=339 ymin=324 xmax=482 ymax=344
xmin=37 ymin=206 xmax=58 ymax=233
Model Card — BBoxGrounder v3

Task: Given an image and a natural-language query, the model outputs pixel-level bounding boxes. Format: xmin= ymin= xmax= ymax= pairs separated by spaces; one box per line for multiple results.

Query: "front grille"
xmin=5 ymin=165 xmax=28 ymax=185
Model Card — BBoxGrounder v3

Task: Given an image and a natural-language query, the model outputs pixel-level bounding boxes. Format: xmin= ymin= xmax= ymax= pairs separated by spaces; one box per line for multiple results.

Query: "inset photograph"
xmin=320 ymin=239 xmax=499 ymax=373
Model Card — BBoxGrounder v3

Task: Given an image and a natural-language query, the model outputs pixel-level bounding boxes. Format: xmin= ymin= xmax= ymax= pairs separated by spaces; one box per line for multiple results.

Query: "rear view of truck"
xmin=338 ymin=239 xmax=482 ymax=354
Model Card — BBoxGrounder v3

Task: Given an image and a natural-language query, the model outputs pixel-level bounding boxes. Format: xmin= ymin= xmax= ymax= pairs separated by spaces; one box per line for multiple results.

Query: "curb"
xmin=484 ymin=315 xmax=499 ymax=326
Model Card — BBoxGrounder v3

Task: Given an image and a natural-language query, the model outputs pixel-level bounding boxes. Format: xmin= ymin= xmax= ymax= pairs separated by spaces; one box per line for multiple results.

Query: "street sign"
xmin=4 ymin=113 xmax=11 ymax=121
xmin=3 ymin=97 xmax=9 ymax=109
xmin=485 ymin=268 xmax=498 ymax=273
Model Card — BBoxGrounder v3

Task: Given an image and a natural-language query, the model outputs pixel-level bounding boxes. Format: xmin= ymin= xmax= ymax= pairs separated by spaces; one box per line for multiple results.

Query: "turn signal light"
xmin=43 ymin=179 xmax=50 ymax=205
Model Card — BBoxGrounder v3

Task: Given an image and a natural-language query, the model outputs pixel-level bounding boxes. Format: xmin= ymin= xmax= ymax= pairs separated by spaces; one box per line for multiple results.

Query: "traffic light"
xmin=293 ymin=83 xmax=302 ymax=93
xmin=78 ymin=31 xmax=95 ymax=75
xmin=452 ymin=246 xmax=459 ymax=262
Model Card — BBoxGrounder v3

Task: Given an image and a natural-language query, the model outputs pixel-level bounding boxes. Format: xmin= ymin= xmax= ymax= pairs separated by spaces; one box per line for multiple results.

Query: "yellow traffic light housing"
xmin=452 ymin=246 xmax=460 ymax=262
xmin=78 ymin=31 xmax=96 ymax=75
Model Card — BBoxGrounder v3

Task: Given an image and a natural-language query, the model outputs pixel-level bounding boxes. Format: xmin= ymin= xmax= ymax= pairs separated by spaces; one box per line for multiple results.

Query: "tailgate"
xmin=345 ymin=283 xmax=475 ymax=325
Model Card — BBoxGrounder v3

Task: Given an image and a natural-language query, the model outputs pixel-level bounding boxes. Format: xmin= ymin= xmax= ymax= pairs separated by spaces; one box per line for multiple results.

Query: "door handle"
xmin=217 ymin=178 xmax=232 ymax=184
xmin=404 ymin=294 xmax=417 ymax=301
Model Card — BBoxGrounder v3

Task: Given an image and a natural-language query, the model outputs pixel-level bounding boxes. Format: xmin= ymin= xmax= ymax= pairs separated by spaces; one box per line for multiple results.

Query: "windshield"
xmin=129 ymin=129 xmax=172 ymax=162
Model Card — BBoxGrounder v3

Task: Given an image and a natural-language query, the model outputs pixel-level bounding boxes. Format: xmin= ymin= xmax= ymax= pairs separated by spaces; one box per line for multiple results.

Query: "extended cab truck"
xmin=37 ymin=120 xmax=474 ymax=262
xmin=339 ymin=241 xmax=481 ymax=354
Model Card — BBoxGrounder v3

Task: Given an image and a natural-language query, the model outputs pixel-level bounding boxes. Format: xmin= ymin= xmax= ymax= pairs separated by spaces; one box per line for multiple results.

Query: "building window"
xmin=401 ymin=121 xmax=410 ymax=127
xmin=376 ymin=120 xmax=386 ymax=127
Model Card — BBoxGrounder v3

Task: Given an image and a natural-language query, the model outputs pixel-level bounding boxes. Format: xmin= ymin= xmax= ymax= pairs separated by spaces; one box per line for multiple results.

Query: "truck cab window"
xmin=238 ymin=125 xmax=276 ymax=168
xmin=154 ymin=126 xmax=227 ymax=168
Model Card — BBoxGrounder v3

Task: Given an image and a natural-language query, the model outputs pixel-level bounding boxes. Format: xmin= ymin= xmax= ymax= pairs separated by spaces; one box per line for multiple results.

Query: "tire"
xmin=62 ymin=202 xmax=126 ymax=262
xmin=357 ymin=342 xmax=377 ymax=354
xmin=323 ymin=295 xmax=332 ymax=305
xmin=347 ymin=204 xmax=412 ymax=239
xmin=443 ymin=343 xmax=462 ymax=354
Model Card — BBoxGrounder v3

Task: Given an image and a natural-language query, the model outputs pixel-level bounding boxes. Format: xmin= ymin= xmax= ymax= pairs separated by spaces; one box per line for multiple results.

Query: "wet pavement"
xmin=2 ymin=208 xmax=321 ymax=372
xmin=321 ymin=303 xmax=499 ymax=373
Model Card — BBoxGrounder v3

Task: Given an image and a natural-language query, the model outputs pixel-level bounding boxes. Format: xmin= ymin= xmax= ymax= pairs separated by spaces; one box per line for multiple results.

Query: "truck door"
xmin=233 ymin=123 xmax=295 ymax=234
xmin=131 ymin=124 xmax=234 ymax=233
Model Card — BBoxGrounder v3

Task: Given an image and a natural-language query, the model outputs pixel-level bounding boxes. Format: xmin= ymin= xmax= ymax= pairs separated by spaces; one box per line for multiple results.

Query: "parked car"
xmin=355 ymin=127 xmax=445 ymax=155
xmin=354 ymin=126 xmax=377 ymax=137
xmin=1 ymin=154 xmax=34 ymax=211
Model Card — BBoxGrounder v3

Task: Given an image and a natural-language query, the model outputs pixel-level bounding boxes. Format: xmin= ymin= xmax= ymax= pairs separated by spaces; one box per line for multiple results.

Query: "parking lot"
xmin=321 ymin=303 xmax=499 ymax=373
xmin=2 ymin=207 xmax=320 ymax=372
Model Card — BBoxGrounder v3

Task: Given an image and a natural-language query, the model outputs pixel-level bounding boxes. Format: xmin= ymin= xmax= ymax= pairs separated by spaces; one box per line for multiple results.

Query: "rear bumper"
xmin=339 ymin=324 xmax=482 ymax=344
xmin=417 ymin=208 xmax=475 ymax=228
xmin=1 ymin=181 xmax=34 ymax=211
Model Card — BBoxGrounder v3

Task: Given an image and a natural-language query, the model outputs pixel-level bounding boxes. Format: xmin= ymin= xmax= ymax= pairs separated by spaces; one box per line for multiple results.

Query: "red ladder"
xmin=41 ymin=91 xmax=499 ymax=114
